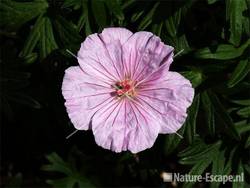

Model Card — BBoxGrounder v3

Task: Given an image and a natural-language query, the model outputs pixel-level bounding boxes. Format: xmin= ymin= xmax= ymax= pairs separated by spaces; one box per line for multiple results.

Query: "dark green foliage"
xmin=228 ymin=59 xmax=250 ymax=88
xmin=0 ymin=0 xmax=48 ymax=30
xmin=183 ymin=94 xmax=200 ymax=144
xmin=41 ymin=152 xmax=95 ymax=188
xmin=1 ymin=0 xmax=250 ymax=188
xmin=194 ymin=39 xmax=250 ymax=60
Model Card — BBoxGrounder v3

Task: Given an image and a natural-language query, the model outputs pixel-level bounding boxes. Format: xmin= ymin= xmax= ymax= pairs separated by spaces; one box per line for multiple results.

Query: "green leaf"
xmin=131 ymin=10 xmax=144 ymax=22
xmin=62 ymin=0 xmax=81 ymax=9
xmin=164 ymin=6 xmax=191 ymax=54
xmin=194 ymin=39 xmax=250 ymax=60
xmin=166 ymin=35 xmax=191 ymax=55
xmin=210 ymin=150 xmax=226 ymax=188
xmin=207 ymin=0 xmax=220 ymax=4
xmin=236 ymin=106 xmax=250 ymax=118
xmin=77 ymin=11 xmax=86 ymax=32
xmin=208 ymin=90 xmax=241 ymax=140
xmin=41 ymin=153 xmax=72 ymax=175
xmin=181 ymin=141 xmax=222 ymax=188
xmin=22 ymin=53 xmax=38 ymax=64
xmin=42 ymin=153 xmax=95 ymax=188
xmin=245 ymin=135 xmax=250 ymax=148
xmin=175 ymin=35 xmax=191 ymax=54
xmin=20 ymin=16 xmax=58 ymax=60
xmin=184 ymin=94 xmax=200 ymax=144
xmin=231 ymin=99 xmax=250 ymax=106
xmin=53 ymin=16 xmax=81 ymax=51
xmin=223 ymin=147 xmax=237 ymax=175
xmin=64 ymin=0 xmax=90 ymax=33
xmin=138 ymin=2 xmax=159 ymax=30
xmin=121 ymin=0 xmax=136 ymax=9
xmin=47 ymin=176 xmax=94 ymax=188
xmin=47 ymin=178 xmax=76 ymax=188
xmin=19 ymin=15 xmax=44 ymax=57
xmin=165 ymin=7 xmax=182 ymax=37
xmin=215 ymin=82 xmax=250 ymax=96
xmin=181 ymin=70 xmax=204 ymax=88
xmin=164 ymin=126 xmax=185 ymax=155
xmin=228 ymin=59 xmax=250 ymax=88
xmin=39 ymin=17 xmax=58 ymax=59
xmin=244 ymin=163 xmax=250 ymax=175
xmin=105 ymin=0 xmax=124 ymax=20
xmin=46 ymin=177 xmax=95 ymax=188
xmin=227 ymin=0 xmax=247 ymax=46
xmin=183 ymin=159 xmax=212 ymax=188
xmin=243 ymin=2 xmax=250 ymax=37
xmin=179 ymin=141 xmax=221 ymax=165
xmin=152 ymin=22 xmax=163 ymax=37
xmin=78 ymin=0 xmax=92 ymax=35
xmin=0 ymin=0 xmax=48 ymax=30
xmin=235 ymin=120 xmax=250 ymax=134
xmin=232 ymin=160 xmax=244 ymax=188
xmin=178 ymin=137 xmax=207 ymax=158
xmin=201 ymin=91 xmax=216 ymax=136
xmin=91 ymin=0 xmax=107 ymax=29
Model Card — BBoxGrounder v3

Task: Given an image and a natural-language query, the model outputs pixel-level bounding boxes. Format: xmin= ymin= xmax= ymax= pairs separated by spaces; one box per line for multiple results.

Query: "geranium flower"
xmin=62 ymin=28 xmax=194 ymax=153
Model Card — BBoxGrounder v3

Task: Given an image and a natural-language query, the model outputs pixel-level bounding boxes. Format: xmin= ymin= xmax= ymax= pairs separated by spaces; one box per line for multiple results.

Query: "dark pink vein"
xmin=136 ymin=96 xmax=166 ymax=116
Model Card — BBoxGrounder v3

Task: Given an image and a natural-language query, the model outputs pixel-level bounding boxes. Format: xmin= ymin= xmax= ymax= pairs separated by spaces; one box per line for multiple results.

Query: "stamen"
xmin=173 ymin=49 xmax=184 ymax=58
xmin=66 ymin=129 xmax=79 ymax=139
xmin=112 ymin=79 xmax=136 ymax=99
xmin=66 ymin=49 xmax=78 ymax=59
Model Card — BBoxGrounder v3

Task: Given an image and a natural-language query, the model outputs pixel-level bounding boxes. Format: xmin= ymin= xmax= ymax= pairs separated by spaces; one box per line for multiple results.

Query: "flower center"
xmin=114 ymin=79 xmax=136 ymax=98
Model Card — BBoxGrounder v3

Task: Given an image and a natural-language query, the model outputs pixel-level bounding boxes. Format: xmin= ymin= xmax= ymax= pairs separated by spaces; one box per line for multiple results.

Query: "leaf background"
xmin=1 ymin=0 xmax=249 ymax=187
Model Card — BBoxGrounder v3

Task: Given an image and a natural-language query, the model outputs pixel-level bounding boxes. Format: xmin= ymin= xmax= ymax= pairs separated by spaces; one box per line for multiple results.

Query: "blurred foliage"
xmin=1 ymin=0 xmax=250 ymax=187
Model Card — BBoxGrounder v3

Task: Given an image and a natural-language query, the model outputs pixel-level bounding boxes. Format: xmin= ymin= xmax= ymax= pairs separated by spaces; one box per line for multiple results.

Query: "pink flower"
xmin=62 ymin=28 xmax=194 ymax=153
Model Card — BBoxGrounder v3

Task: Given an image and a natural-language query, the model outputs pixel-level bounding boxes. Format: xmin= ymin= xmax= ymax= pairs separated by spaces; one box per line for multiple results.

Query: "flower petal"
xmin=91 ymin=100 xmax=160 ymax=153
xmin=100 ymin=27 xmax=133 ymax=45
xmin=77 ymin=28 xmax=133 ymax=81
xmin=137 ymin=71 xmax=194 ymax=133
xmin=123 ymin=31 xmax=174 ymax=81
xmin=62 ymin=66 xmax=114 ymax=130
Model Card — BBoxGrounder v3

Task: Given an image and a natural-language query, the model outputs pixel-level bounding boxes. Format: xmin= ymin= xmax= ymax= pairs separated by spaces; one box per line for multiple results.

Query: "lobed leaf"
xmin=201 ymin=91 xmax=216 ymax=137
xmin=42 ymin=152 xmax=95 ymax=188
xmin=232 ymin=160 xmax=244 ymax=188
xmin=226 ymin=0 xmax=247 ymax=46
xmin=53 ymin=16 xmax=81 ymax=51
xmin=19 ymin=15 xmax=44 ymax=57
xmin=236 ymin=106 xmax=250 ymax=118
xmin=138 ymin=2 xmax=159 ymax=30
xmin=179 ymin=141 xmax=221 ymax=165
xmin=228 ymin=59 xmax=250 ymax=88
xmin=231 ymin=99 xmax=250 ymax=106
xmin=245 ymin=135 xmax=250 ymax=148
xmin=0 ymin=0 xmax=48 ymax=30
xmin=105 ymin=0 xmax=124 ymax=20
xmin=235 ymin=120 xmax=250 ymax=134
xmin=91 ymin=0 xmax=107 ymax=29
xmin=39 ymin=17 xmax=58 ymax=59
xmin=164 ymin=126 xmax=185 ymax=155
xmin=181 ymin=70 xmax=204 ymax=88
xmin=194 ymin=39 xmax=250 ymax=60
xmin=210 ymin=150 xmax=226 ymax=188
xmin=208 ymin=90 xmax=241 ymax=140
xmin=178 ymin=137 xmax=207 ymax=158
xmin=184 ymin=94 xmax=200 ymax=144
